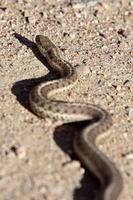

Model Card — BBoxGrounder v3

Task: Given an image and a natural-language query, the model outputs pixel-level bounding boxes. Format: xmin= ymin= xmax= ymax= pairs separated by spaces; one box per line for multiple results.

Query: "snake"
xmin=29 ymin=35 xmax=123 ymax=200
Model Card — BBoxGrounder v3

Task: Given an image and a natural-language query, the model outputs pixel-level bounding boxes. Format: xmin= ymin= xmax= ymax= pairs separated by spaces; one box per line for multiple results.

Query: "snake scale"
xmin=29 ymin=35 xmax=123 ymax=200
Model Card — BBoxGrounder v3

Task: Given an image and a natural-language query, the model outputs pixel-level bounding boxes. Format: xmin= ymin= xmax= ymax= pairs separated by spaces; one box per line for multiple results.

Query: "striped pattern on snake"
xmin=29 ymin=35 xmax=123 ymax=200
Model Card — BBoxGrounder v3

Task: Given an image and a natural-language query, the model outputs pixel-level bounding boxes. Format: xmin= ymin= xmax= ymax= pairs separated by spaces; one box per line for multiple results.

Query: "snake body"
xmin=29 ymin=35 xmax=123 ymax=200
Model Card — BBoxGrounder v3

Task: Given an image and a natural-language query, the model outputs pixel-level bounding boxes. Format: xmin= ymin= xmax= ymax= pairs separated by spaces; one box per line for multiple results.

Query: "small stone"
xmin=66 ymin=160 xmax=81 ymax=170
xmin=17 ymin=147 xmax=27 ymax=159
xmin=39 ymin=185 xmax=48 ymax=196
xmin=129 ymin=108 xmax=133 ymax=120
xmin=116 ymin=85 xmax=122 ymax=92
xmin=124 ymin=152 xmax=133 ymax=159
xmin=80 ymin=167 xmax=85 ymax=175
xmin=28 ymin=16 xmax=38 ymax=24
xmin=70 ymin=33 xmax=76 ymax=40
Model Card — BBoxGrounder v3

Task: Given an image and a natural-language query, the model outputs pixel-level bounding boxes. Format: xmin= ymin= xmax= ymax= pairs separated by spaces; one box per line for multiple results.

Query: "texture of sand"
xmin=0 ymin=0 xmax=133 ymax=199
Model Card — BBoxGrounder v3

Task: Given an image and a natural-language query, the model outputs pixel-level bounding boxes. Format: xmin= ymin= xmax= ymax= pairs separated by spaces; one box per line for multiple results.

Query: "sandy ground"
xmin=0 ymin=0 xmax=133 ymax=200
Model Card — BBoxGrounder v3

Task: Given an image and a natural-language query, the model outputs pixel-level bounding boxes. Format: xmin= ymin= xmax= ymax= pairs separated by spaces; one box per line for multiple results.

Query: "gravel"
xmin=0 ymin=0 xmax=133 ymax=199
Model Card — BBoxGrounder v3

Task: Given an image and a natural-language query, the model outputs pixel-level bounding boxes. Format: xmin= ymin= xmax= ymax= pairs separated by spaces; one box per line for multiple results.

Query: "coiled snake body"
xmin=29 ymin=35 xmax=123 ymax=200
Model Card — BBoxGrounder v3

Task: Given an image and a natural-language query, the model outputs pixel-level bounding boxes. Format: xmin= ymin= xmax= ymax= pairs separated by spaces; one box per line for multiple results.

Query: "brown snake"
xmin=29 ymin=35 xmax=123 ymax=200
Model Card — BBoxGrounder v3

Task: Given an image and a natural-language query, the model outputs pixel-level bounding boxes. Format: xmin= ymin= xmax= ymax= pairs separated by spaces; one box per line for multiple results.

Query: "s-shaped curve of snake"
xmin=29 ymin=35 xmax=123 ymax=200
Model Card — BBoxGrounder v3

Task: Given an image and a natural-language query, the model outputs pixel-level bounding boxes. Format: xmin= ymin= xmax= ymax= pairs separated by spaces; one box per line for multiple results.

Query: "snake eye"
xmin=47 ymin=49 xmax=54 ymax=59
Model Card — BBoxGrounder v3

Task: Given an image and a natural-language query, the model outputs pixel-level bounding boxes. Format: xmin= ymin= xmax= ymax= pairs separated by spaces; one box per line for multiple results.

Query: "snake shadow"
xmin=54 ymin=121 xmax=100 ymax=200
xmin=12 ymin=33 xmax=100 ymax=200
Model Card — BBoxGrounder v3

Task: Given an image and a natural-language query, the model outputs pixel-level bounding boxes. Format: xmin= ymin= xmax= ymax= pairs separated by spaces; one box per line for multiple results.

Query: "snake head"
xmin=35 ymin=35 xmax=60 ymax=60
